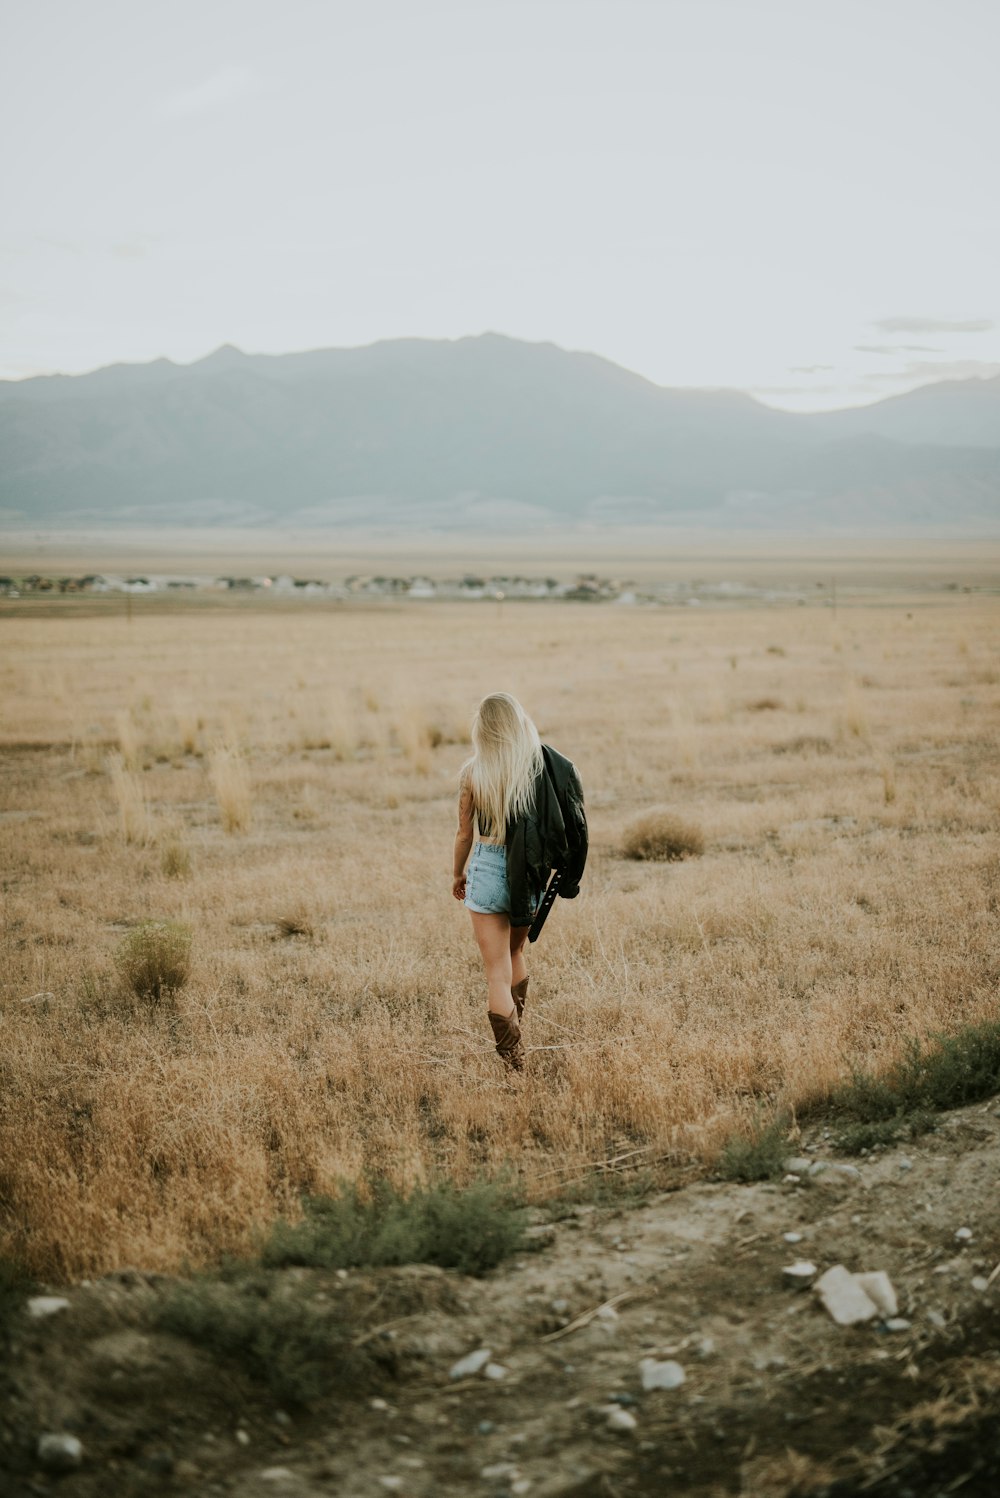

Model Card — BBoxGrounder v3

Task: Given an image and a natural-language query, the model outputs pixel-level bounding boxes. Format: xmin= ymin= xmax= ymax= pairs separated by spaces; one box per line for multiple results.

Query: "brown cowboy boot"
xmin=489 ymin=1009 xmax=526 ymax=1071
xmin=511 ymin=976 xmax=529 ymax=1023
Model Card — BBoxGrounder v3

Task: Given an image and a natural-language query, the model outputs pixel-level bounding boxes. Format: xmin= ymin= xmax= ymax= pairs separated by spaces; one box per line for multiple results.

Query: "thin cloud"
xmin=789 ymin=364 xmax=834 ymax=374
xmin=159 ymin=64 xmax=259 ymax=119
xmin=855 ymin=343 xmax=942 ymax=355
xmin=866 ymin=359 xmax=1000 ymax=383
xmin=872 ymin=316 xmax=994 ymax=335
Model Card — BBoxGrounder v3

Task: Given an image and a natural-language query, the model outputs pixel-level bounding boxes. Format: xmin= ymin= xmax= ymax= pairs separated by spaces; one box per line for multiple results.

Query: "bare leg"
xmin=469 ymin=911 xmax=515 ymax=1017
xmin=510 ymin=923 xmax=530 ymax=987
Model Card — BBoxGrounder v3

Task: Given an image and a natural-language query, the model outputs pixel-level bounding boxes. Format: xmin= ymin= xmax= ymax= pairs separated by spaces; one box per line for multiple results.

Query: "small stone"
xmin=610 ymin=1392 xmax=637 ymax=1406
xmin=481 ymin=1462 xmax=519 ymax=1480
xmin=477 ymin=1420 xmax=495 ymax=1435
xmin=927 ymin=1309 xmax=947 ymax=1328
xmin=898 ymin=1157 xmax=913 ymax=1171
xmin=639 ymin=1358 xmax=685 ymax=1391
xmin=972 ymin=1276 xmax=990 ymax=1292
xmin=370 ymin=1397 xmax=389 ymax=1411
xmin=782 ymin=1261 xmax=817 ymax=1285
xmin=829 ymin=1164 xmax=862 ymax=1181
xmin=596 ymin=1304 xmax=619 ymax=1322
xmin=483 ymin=1363 xmax=508 ymax=1381
xmin=379 ymin=1480 xmax=403 ymax=1493
xmin=782 ymin=1231 xmax=803 ymax=1244
xmin=782 ymin=1174 xmax=801 ymax=1184
xmin=273 ymin=1411 xmax=292 ymax=1426
xmin=37 ymin=1433 xmax=83 ymax=1471
xmin=784 ymin=1157 xmax=811 ymax=1174
xmin=235 ymin=1429 xmax=250 ymax=1447
xmin=28 ymin=1296 xmax=71 ymax=1319
xmin=512 ymin=1482 xmax=533 ymax=1496
xmin=855 ymin=1271 xmax=898 ymax=1318
xmin=450 ymin=1347 xmax=492 ymax=1380
xmin=697 ymin=1335 xmax=716 ymax=1357
xmin=955 ymin=1227 xmax=973 ymax=1242
xmin=260 ymin=1469 xmax=295 ymax=1483
xmin=807 ymin=1161 xmax=828 ymax=1177
xmin=605 ymin=1406 xmax=638 ymax=1433
xmin=885 ymin=1317 xmax=911 ymax=1332
xmin=815 ymin=1265 xmax=879 ymax=1325
xmin=550 ymin=1298 xmax=570 ymax=1315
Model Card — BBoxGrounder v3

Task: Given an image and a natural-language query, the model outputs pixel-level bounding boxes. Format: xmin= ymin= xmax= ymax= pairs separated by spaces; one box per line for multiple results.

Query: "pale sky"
xmin=2 ymin=0 xmax=998 ymax=410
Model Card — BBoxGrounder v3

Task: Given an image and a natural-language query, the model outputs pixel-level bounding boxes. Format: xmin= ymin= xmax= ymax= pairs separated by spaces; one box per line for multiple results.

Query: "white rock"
xmin=955 ymin=1227 xmax=973 ymax=1242
xmin=235 ymin=1429 xmax=250 ymax=1446
xmin=783 ymin=1232 xmax=803 ymax=1244
xmin=483 ymin=1363 xmax=508 ymax=1381
xmin=784 ymin=1157 xmax=811 ymax=1174
xmin=260 ymin=1470 xmax=295 ymax=1483
xmin=639 ymin=1358 xmax=685 ymax=1391
xmin=512 ymin=1482 xmax=533 ymax=1496
xmin=807 ymin=1161 xmax=828 ymax=1177
xmin=972 ymin=1276 xmax=990 ymax=1292
xmin=885 ymin=1317 xmax=911 ymax=1332
xmin=450 ymin=1347 xmax=492 ymax=1380
xmin=481 ymin=1462 xmax=520 ymax=1480
xmin=370 ymin=1397 xmax=389 ymax=1411
xmin=782 ymin=1173 xmax=801 ymax=1184
xmin=605 ymin=1406 xmax=638 ymax=1433
xmin=782 ymin=1261 xmax=817 ymax=1284
xmin=926 ymin=1309 xmax=947 ymax=1328
xmin=28 ymin=1296 xmax=70 ymax=1319
xmin=37 ymin=1433 xmax=83 ymax=1471
xmin=815 ymin=1265 xmax=879 ymax=1325
xmin=379 ymin=1480 xmax=403 ymax=1493
xmin=898 ymin=1157 xmax=913 ymax=1171
xmin=596 ymin=1303 xmax=619 ymax=1321
xmin=855 ymin=1271 xmax=898 ymax=1318
xmin=697 ymin=1335 xmax=716 ymax=1357
xmin=829 ymin=1164 xmax=862 ymax=1181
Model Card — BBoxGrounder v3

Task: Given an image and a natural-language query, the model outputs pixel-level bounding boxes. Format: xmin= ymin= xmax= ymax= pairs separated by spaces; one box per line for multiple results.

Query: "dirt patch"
xmin=3 ymin=1099 xmax=1000 ymax=1497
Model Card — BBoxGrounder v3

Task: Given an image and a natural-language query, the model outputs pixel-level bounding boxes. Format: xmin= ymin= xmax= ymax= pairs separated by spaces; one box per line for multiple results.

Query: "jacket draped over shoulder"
xmin=505 ymin=744 xmax=588 ymax=927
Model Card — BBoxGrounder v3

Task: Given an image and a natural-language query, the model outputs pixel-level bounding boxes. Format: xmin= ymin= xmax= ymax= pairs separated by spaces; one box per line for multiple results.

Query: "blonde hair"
xmin=463 ymin=693 xmax=542 ymax=840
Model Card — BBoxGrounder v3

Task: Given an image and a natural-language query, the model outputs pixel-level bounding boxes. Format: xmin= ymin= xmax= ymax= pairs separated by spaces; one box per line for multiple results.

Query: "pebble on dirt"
xmin=27 ymin=1296 xmax=70 ymax=1318
xmin=782 ymin=1260 xmax=818 ymax=1285
xmin=639 ymin=1358 xmax=686 ymax=1391
xmin=605 ymin=1406 xmax=639 ymax=1433
xmin=855 ymin=1270 xmax=898 ymax=1318
xmin=449 ymin=1347 xmax=492 ymax=1380
xmin=37 ymin=1433 xmax=84 ymax=1471
xmin=815 ymin=1265 xmax=881 ymax=1325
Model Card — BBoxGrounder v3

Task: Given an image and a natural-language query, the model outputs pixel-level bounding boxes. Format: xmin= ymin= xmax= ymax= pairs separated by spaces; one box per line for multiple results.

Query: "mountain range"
xmin=1 ymin=333 xmax=998 ymax=531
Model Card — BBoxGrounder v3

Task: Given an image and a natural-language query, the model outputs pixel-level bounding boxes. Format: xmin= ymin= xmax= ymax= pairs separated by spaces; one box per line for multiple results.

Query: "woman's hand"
xmin=452 ymin=874 xmax=466 ymax=901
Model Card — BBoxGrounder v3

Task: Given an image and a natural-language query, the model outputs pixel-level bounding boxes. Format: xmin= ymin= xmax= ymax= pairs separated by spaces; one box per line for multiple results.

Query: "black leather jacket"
xmin=505 ymin=744 xmax=588 ymax=927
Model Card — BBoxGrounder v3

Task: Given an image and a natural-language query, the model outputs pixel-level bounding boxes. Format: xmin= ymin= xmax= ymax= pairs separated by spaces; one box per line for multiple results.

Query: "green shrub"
xmin=717 ymin=1118 xmax=789 ymax=1183
xmin=153 ymin=1275 xmax=368 ymax=1406
xmin=263 ymin=1176 xmax=526 ymax=1277
xmin=621 ymin=810 xmax=705 ymax=861
xmin=114 ymin=920 xmax=192 ymax=1001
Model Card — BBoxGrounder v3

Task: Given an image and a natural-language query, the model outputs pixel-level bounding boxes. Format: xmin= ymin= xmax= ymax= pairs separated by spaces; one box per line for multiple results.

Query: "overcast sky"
xmin=2 ymin=0 xmax=998 ymax=410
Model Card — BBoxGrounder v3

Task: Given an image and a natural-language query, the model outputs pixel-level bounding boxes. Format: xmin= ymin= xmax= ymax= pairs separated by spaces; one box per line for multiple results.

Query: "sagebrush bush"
xmin=621 ymin=809 xmax=705 ymax=861
xmin=716 ymin=1117 xmax=789 ymax=1182
xmin=114 ymin=920 xmax=192 ymax=1001
xmin=263 ymin=1176 xmax=526 ymax=1277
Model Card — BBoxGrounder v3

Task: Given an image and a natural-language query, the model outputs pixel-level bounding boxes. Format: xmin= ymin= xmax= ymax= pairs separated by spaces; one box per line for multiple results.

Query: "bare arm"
xmin=452 ymin=775 xmax=474 ymax=899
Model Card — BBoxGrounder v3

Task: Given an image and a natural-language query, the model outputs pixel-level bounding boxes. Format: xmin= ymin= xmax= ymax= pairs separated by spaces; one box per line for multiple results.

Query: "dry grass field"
xmin=2 ymin=586 xmax=999 ymax=1281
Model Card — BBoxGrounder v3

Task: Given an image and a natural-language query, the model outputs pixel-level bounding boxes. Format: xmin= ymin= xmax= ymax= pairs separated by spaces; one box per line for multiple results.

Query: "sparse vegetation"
xmin=114 ymin=920 xmax=192 ymax=1001
xmin=621 ymin=809 xmax=705 ymax=860
xmin=108 ymin=751 xmax=155 ymax=844
xmin=160 ymin=839 xmax=192 ymax=879
xmin=716 ymin=1116 xmax=790 ymax=1182
xmin=1 ymin=590 xmax=998 ymax=1278
xmin=263 ymin=1177 xmax=527 ymax=1277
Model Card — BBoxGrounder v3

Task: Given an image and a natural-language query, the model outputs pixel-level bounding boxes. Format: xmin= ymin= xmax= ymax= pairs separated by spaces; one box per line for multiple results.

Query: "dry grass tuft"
xmin=108 ymin=752 xmax=155 ymax=844
xmin=208 ymin=746 xmax=253 ymax=832
xmin=160 ymin=839 xmax=192 ymax=879
xmin=621 ymin=809 xmax=706 ymax=861
xmin=747 ymin=697 xmax=783 ymax=712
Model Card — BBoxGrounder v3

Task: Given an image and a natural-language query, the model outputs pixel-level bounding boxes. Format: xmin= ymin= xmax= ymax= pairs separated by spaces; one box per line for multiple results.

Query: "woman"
xmin=452 ymin=692 xmax=588 ymax=1071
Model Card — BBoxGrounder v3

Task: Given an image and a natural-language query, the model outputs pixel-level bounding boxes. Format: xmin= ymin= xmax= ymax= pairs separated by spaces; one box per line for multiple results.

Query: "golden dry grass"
xmin=1 ymin=591 xmax=999 ymax=1279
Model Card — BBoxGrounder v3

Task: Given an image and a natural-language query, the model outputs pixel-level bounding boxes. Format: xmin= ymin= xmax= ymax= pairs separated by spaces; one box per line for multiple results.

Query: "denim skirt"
xmin=464 ymin=842 xmax=511 ymax=915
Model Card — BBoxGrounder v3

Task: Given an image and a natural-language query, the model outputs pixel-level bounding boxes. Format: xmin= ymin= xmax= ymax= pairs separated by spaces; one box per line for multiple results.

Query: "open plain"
xmin=2 ymin=552 xmax=999 ymax=1494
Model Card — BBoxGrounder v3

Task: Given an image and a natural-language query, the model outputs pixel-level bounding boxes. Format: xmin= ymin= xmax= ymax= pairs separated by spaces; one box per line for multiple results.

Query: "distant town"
xmin=0 ymin=571 xmax=822 ymax=605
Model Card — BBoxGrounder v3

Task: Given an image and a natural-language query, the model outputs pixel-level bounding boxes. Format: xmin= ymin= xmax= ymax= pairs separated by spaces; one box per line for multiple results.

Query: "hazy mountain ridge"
xmin=1 ymin=334 xmax=998 ymax=530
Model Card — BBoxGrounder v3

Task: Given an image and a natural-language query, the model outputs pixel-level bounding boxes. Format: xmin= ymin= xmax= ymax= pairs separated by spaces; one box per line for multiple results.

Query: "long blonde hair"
xmin=464 ymin=693 xmax=542 ymax=839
